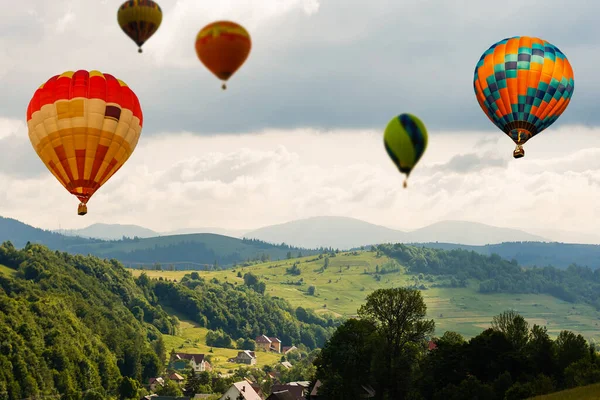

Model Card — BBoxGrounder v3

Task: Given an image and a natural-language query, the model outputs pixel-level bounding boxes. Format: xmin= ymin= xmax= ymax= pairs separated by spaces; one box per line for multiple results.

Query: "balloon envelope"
xmin=383 ymin=113 xmax=428 ymax=187
xmin=26 ymin=70 xmax=143 ymax=215
xmin=117 ymin=0 xmax=163 ymax=53
xmin=473 ymin=36 xmax=574 ymax=158
xmin=195 ymin=21 xmax=251 ymax=89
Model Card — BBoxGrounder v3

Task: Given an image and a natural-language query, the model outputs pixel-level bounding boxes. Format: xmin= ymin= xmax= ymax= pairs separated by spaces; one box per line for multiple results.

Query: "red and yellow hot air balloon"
xmin=26 ymin=70 xmax=143 ymax=216
xmin=195 ymin=21 xmax=252 ymax=90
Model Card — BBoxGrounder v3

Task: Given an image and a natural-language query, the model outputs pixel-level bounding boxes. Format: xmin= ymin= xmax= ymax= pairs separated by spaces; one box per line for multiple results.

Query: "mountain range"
xmin=55 ymin=216 xmax=554 ymax=248
xmin=3 ymin=215 xmax=600 ymax=270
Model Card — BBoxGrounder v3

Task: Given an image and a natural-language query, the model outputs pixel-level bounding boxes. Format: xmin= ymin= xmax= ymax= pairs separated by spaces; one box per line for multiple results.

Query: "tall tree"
xmin=314 ymin=318 xmax=377 ymax=400
xmin=358 ymin=288 xmax=435 ymax=399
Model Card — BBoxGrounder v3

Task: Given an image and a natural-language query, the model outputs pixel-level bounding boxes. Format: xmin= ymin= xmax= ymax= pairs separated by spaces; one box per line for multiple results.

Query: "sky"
xmin=1 ymin=0 xmax=600 ymax=239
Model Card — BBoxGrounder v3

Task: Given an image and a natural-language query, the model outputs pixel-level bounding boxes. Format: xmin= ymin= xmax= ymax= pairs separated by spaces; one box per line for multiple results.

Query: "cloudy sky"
xmin=1 ymin=0 xmax=600 ymax=240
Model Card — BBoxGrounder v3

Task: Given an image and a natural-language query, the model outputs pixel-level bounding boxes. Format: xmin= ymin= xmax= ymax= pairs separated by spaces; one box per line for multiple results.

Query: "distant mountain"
xmin=407 ymin=220 xmax=547 ymax=245
xmin=57 ymin=223 xmax=248 ymax=240
xmin=245 ymin=216 xmax=407 ymax=250
xmin=244 ymin=216 xmax=548 ymax=249
xmin=0 ymin=216 xmax=316 ymax=268
xmin=164 ymin=227 xmax=248 ymax=238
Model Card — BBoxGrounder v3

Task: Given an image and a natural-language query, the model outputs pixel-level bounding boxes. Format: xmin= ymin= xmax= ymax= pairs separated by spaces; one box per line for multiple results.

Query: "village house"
xmin=281 ymin=346 xmax=297 ymax=355
xmin=148 ymin=377 xmax=165 ymax=392
xmin=255 ymin=335 xmax=282 ymax=353
xmin=168 ymin=372 xmax=185 ymax=385
xmin=219 ymin=381 xmax=262 ymax=400
xmin=280 ymin=361 xmax=293 ymax=370
xmin=270 ymin=383 xmax=308 ymax=400
xmin=170 ymin=353 xmax=212 ymax=372
xmin=266 ymin=391 xmax=297 ymax=400
xmin=230 ymin=350 xmax=257 ymax=365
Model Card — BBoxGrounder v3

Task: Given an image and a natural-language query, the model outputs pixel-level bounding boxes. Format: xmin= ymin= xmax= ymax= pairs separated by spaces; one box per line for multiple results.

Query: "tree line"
xmin=378 ymin=243 xmax=600 ymax=309
xmin=314 ymin=287 xmax=600 ymax=399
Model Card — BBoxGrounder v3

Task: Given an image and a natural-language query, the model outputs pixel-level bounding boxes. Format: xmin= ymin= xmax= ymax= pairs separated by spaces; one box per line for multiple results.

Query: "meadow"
xmin=161 ymin=314 xmax=283 ymax=374
xmin=129 ymin=250 xmax=600 ymax=340
xmin=530 ymin=383 xmax=600 ymax=399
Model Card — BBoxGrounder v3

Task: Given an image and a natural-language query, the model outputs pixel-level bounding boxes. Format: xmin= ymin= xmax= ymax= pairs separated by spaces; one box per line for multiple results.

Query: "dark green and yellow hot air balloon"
xmin=383 ymin=114 xmax=428 ymax=188
xmin=117 ymin=0 xmax=163 ymax=53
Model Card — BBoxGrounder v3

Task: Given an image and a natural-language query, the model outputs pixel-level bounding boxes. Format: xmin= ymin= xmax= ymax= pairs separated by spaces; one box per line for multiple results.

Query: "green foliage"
xmin=0 ymin=241 xmax=171 ymax=399
xmin=286 ymin=262 xmax=301 ymax=276
xmin=206 ymin=329 xmax=234 ymax=348
xmin=242 ymin=272 xmax=266 ymax=294
xmin=151 ymin=273 xmax=338 ymax=349
xmin=316 ymin=302 xmax=600 ymax=400
xmin=378 ymin=243 xmax=600 ymax=310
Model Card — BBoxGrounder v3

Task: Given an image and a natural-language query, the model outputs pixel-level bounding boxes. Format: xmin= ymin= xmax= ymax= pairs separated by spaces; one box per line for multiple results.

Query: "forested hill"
xmin=0 ymin=216 xmax=319 ymax=268
xmin=378 ymin=243 xmax=600 ymax=309
xmin=0 ymin=241 xmax=175 ymax=399
xmin=415 ymin=241 xmax=600 ymax=269
xmin=0 ymin=241 xmax=338 ymax=399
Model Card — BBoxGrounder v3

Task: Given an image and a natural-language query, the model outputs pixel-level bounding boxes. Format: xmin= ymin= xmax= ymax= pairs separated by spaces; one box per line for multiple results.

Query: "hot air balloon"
xmin=26 ymin=70 xmax=143 ymax=216
xmin=473 ymin=36 xmax=574 ymax=159
xmin=195 ymin=21 xmax=251 ymax=90
xmin=117 ymin=0 xmax=163 ymax=53
xmin=383 ymin=113 xmax=428 ymax=188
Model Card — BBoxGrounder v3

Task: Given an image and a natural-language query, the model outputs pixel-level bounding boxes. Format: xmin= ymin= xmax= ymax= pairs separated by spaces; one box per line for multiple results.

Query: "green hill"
xmin=133 ymin=247 xmax=600 ymax=340
xmin=416 ymin=241 xmax=600 ymax=269
xmin=0 ymin=241 xmax=174 ymax=399
xmin=529 ymin=383 xmax=600 ymax=399
xmin=0 ymin=216 xmax=318 ymax=268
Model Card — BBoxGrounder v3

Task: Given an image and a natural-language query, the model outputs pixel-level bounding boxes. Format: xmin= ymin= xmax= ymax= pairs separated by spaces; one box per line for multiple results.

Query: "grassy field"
xmin=162 ymin=312 xmax=283 ymax=373
xmin=530 ymin=383 xmax=600 ymax=399
xmin=0 ymin=264 xmax=15 ymax=276
xmin=130 ymin=251 xmax=600 ymax=340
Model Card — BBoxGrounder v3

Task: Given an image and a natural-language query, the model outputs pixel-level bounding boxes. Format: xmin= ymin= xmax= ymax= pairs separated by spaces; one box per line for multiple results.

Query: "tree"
xmin=314 ymin=318 xmax=377 ymax=400
xmin=156 ymin=379 xmax=183 ymax=397
xmin=307 ymin=286 xmax=316 ymax=296
xmin=491 ymin=309 xmax=529 ymax=349
xmin=358 ymin=288 xmax=435 ymax=399
xmin=118 ymin=377 xmax=140 ymax=400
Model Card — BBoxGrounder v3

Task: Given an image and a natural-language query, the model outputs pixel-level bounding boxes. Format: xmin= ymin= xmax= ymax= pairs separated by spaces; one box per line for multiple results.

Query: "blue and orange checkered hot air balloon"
xmin=117 ymin=0 xmax=163 ymax=53
xmin=473 ymin=36 xmax=575 ymax=158
xmin=195 ymin=21 xmax=252 ymax=90
xmin=26 ymin=70 xmax=143 ymax=216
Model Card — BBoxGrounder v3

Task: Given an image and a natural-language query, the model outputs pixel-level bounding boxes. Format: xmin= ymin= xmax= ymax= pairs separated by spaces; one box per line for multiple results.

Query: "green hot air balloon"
xmin=383 ymin=113 xmax=428 ymax=188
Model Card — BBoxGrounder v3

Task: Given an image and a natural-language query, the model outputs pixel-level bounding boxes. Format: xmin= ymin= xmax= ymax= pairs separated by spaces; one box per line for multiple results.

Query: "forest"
xmin=0 ymin=241 xmax=332 ymax=399
xmin=147 ymin=271 xmax=339 ymax=349
xmin=378 ymin=243 xmax=600 ymax=309
xmin=314 ymin=288 xmax=600 ymax=400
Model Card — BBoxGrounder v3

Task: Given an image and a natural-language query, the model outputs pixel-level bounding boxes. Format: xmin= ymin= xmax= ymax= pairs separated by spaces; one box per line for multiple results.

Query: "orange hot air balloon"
xmin=26 ymin=70 xmax=143 ymax=216
xmin=195 ymin=21 xmax=252 ymax=90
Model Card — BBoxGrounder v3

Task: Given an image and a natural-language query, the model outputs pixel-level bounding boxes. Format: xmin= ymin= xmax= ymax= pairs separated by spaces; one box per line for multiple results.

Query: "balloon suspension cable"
xmin=222 ymin=82 xmax=227 ymax=90
xmin=138 ymin=47 xmax=143 ymax=54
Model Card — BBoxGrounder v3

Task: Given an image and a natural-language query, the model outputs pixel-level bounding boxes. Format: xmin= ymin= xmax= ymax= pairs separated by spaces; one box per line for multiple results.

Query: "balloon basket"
xmin=513 ymin=145 xmax=525 ymax=159
xmin=78 ymin=203 xmax=88 ymax=216
xmin=221 ymin=83 xmax=227 ymax=90
xmin=138 ymin=48 xmax=143 ymax=53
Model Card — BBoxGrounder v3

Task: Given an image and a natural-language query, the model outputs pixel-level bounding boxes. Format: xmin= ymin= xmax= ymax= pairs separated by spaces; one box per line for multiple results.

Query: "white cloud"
xmin=2 ymin=120 xmax=600 ymax=240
